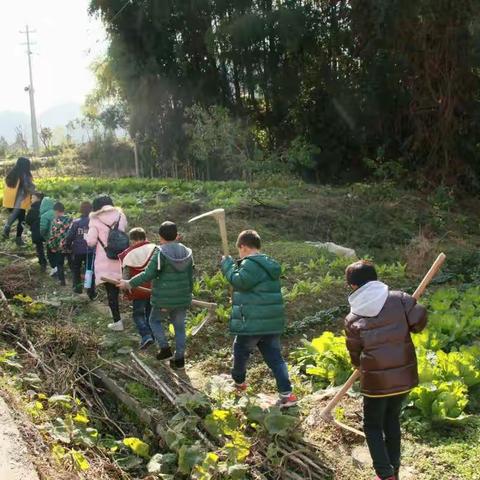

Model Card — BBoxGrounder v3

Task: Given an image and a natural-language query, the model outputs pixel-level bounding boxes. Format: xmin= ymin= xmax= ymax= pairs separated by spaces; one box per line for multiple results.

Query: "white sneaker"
xmin=107 ymin=320 xmax=124 ymax=331
xmin=49 ymin=267 xmax=58 ymax=277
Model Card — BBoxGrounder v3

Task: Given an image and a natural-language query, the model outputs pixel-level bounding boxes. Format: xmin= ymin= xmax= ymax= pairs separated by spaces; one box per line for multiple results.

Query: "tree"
xmin=0 ymin=137 xmax=8 ymax=157
xmin=88 ymin=0 xmax=480 ymax=187
xmin=11 ymin=126 xmax=28 ymax=154
xmin=39 ymin=127 xmax=53 ymax=153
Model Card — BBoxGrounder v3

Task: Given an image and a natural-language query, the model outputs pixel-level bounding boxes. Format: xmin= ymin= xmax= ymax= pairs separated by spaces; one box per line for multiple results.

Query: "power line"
xmin=111 ymin=0 xmax=133 ymax=22
xmin=20 ymin=25 xmax=39 ymax=154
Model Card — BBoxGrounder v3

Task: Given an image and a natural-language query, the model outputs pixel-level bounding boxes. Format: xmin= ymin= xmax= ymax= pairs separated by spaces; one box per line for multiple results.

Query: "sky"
xmin=0 ymin=0 xmax=107 ymax=115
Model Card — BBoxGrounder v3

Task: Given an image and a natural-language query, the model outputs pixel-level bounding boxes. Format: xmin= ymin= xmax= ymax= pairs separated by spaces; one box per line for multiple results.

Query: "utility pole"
xmin=20 ymin=25 xmax=39 ymax=154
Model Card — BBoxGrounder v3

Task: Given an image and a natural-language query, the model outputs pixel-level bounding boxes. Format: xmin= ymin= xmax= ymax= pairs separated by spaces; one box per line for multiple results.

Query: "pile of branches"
xmin=99 ymin=353 xmax=333 ymax=480
xmin=0 ymin=254 xmax=36 ymax=297
xmin=0 ymin=296 xmax=99 ymax=393
xmin=0 ymin=279 xmax=332 ymax=479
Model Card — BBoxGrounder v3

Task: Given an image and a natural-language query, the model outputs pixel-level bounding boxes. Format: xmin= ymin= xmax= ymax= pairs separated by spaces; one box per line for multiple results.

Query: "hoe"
xmin=320 ymin=252 xmax=446 ymax=437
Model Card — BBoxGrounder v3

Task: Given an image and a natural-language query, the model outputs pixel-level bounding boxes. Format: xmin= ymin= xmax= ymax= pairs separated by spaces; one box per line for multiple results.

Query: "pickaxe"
xmin=319 ymin=252 xmax=446 ymax=437
xmin=101 ymin=277 xmax=217 ymax=336
xmin=188 ymin=208 xmax=229 ymax=256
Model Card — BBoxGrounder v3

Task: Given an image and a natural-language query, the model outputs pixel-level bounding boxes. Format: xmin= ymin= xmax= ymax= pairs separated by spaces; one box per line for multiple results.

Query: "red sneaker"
xmin=235 ymin=383 xmax=248 ymax=395
xmin=276 ymin=393 xmax=298 ymax=408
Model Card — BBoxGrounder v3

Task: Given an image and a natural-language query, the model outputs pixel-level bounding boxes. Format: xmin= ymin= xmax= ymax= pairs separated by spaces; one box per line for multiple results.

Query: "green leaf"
xmin=48 ymin=395 xmax=73 ymax=410
xmin=147 ymin=453 xmax=177 ymax=474
xmin=227 ymin=464 xmax=249 ymax=480
xmin=245 ymin=405 xmax=265 ymax=424
xmin=175 ymin=393 xmax=210 ymax=412
xmin=178 ymin=443 xmax=205 ymax=474
xmin=116 ymin=454 xmax=144 ymax=470
xmin=123 ymin=437 xmax=150 ymax=458
xmin=49 ymin=417 xmax=72 ymax=443
xmin=160 ymin=428 xmax=187 ymax=452
xmin=263 ymin=411 xmax=297 ymax=436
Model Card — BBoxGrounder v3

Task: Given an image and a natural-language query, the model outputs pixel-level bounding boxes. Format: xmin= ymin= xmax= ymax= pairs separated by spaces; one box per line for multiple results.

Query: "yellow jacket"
xmin=2 ymin=181 xmax=32 ymax=210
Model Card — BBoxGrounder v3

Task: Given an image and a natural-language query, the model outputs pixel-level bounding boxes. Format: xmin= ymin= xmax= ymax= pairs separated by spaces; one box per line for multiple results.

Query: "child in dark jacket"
xmin=65 ymin=201 xmax=96 ymax=299
xmin=344 ymin=260 xmax=427 ymax=480
xmin=47 ymin=202 xmax=72 ymax=286
xmin=221 ymin=230 xmax=297 ymax=408
xmin=118 ymin=221 xmax=193 ymax=370
xmin=25 ymin=192 xmax=47 ymax=272
xmin=118 ymin=228 xmax=156 ymax=349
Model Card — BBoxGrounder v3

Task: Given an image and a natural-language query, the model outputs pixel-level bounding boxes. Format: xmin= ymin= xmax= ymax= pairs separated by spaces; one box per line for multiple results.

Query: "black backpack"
xmin=98 ymin=214 xmax=129 ymax=260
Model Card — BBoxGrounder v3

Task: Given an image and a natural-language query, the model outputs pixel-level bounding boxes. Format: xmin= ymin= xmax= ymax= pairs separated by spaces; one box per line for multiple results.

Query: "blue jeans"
xmin=149 ymin=307 xmax=187 ymax=359
xmin=232 ymin=335 xmax=292 ymax=394
xmin=132 ymin=299 xmax=153 ymax=340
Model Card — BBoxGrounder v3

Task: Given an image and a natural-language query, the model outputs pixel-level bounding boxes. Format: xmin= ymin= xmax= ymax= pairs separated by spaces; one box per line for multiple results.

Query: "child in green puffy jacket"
xmin=221 ymin=229 xmax=297 ymax=408
xmin=118 ymin=221 xmax=193 ymax=370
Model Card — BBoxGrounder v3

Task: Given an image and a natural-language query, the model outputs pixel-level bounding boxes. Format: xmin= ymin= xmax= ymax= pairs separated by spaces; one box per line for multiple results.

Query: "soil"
xmin=0 ymin=395 xmax=39 ymax=480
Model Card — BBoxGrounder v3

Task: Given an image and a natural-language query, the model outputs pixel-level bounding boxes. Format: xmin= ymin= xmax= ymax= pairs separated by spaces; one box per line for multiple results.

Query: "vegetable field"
xmin=1 ymin=175 xmax=480 ymax=479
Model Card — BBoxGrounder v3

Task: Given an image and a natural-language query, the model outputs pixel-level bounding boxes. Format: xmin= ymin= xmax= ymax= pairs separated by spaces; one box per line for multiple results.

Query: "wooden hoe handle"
xmin=100 ymin=277 xmax=216 ymax=310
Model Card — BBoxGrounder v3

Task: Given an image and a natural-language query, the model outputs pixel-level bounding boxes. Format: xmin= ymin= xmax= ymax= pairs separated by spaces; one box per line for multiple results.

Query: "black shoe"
xmin=73 ymin=287 xmax=83 ymax=294
xmin=156 ymin=347 xmax=173 ymax=360
xmin=170 ymin=358 xmax=185 ymax=370
xmin=40 ymin=264 xmax=47 ymax=273
xmin=15 ymin=237 xmax=25 ymax=247
xmin=2 ymin=226 xmax=10 ymax=240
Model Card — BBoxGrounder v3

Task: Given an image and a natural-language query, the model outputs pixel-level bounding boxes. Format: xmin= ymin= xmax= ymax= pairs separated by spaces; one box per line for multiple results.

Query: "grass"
xmin=1 ymin=172 xmax=480 ymax=479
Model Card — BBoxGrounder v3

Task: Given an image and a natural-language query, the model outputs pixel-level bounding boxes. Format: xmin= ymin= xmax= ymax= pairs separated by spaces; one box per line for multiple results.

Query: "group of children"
xmin=119 ymin=227 xmax=425 ymax=480
xmin=26 ymin=192 xmax=95 ymax=295
xmin=17 ymin=201 xmax=425 ymax=480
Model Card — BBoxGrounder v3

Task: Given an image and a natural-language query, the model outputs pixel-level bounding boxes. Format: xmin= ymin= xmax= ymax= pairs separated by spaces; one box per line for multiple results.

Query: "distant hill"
xmin=0 ymin=111 xmax=29 ymax=142
xmin=39 ymin=103 xmax=82 ymax=130
xmin=0 ymin=103 xmax=82 ymax=143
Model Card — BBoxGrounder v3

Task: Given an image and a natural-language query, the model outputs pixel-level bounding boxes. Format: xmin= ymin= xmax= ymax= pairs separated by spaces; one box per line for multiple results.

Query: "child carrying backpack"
xmin=119 ymin=228 xmax=156 ymax=349
xmin=47 ymin=202 xmax=72 ymax=286
xmin=86 ymin=196 xmax=128 ymax=330
xmin=65 ymin=201 xmax=96 ymax=299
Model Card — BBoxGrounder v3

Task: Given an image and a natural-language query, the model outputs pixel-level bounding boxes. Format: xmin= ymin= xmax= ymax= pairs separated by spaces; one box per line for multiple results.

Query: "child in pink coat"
xmin=86 ymin=195 xmax=128 ymax=330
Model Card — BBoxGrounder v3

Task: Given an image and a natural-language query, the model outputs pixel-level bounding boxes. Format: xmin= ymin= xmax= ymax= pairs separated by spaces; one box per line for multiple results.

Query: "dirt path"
xmin=0 ymin=396 xmax=39 ymax=480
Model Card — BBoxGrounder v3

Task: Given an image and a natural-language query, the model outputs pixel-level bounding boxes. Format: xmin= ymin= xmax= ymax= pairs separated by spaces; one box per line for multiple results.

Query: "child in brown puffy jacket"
xmin=344 ymin=260 xmax=427 ymax=480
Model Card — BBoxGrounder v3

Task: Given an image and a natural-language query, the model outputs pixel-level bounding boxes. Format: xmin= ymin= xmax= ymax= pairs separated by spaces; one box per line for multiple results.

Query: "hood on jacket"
xmin=245 ymin=254 xmax=282 ymax=280
xmin=348 ymin=280 xmax=389 ymax=317
xmin=121 ymin=242 xmax=156 ymax=268
xmin=90 ymin=205 xmax=123 ymax=218
xmin=158 ymin=242 xmax=193 ymax=272
xmin=40 ymin=197 xmax=55 ymax=215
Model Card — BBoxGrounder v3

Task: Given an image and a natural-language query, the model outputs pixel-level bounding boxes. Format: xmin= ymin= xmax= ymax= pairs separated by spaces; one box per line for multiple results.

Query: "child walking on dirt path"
xmin=118 ymin=221 xmax=194 ymax=370
xmin=118 ymin=228 xmax=156 ymax=350
xmin=2 ymin=156 xmax=35 ymax=246
xmin=221 ymin=230 xmax=297 ymax=408
xmin=344 ymin=260 xmax=428 ymax=480
xmin=65 ymin=201 xmax=96 ymax=299
xmin=39 ymin=196 xmax=57 ymax=275
xmin=46 ymin=203 xmax=72 ymax=287
xmin=25 ymin=192 xmax=47 ymax=272
xmin=86 ymin=195 xmax=128 ymax=331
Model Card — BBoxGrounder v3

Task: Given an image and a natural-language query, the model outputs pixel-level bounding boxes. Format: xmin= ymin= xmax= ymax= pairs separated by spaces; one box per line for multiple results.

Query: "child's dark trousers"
xmin=363 ymin=393 xmax=408 ymax=479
